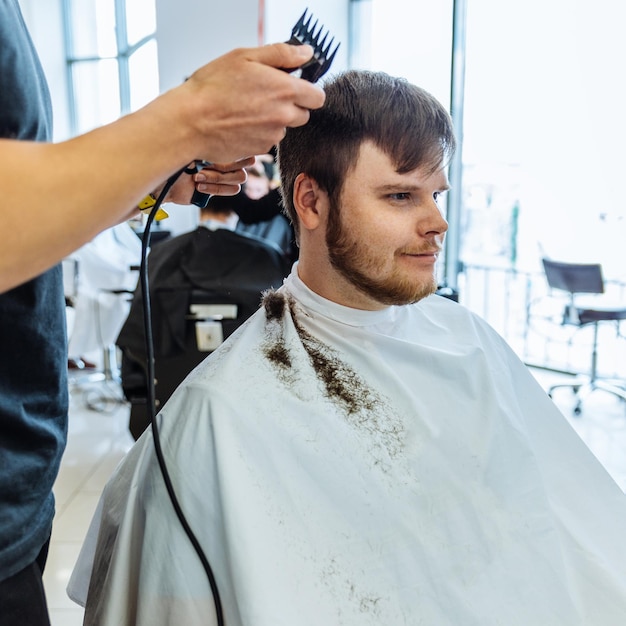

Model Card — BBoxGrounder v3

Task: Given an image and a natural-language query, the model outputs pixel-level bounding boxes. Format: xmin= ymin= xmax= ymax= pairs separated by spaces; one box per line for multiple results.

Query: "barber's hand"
xmin=179 ymin=43 xmax=326 ymax=162
xmin=162 ymin=157 xmax=255 ymax=204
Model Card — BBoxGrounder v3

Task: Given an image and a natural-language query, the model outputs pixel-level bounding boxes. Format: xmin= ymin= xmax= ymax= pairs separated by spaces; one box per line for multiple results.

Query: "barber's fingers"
xmin=254 ymin=42 xmax=316 ymax=71
xmin=194 ymin=162 xmax=248 ymax=195
xmin=249 ymin=43 xmax=326 ymax=112
xmin=164 ymin=170 xmax=245 ymax=203
xmin=183 ymin=45 xmax=325 ymax=162
xmin=198 ymin=182 xmax=243 ymax=197
xmin=208 ymin=44 xmax=326 ymax=116
xmin=201 ymin=157 xmax=256 ymax=173
xmin=161 ymin=163 xmax=244 ymax=204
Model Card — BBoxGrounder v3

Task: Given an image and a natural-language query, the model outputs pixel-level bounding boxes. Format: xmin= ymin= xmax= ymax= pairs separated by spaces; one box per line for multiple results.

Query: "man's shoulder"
xmin=413 ymin=293 xmax=502 ymax=339
xmin=417 ymin=292 xmax=473 ymax=317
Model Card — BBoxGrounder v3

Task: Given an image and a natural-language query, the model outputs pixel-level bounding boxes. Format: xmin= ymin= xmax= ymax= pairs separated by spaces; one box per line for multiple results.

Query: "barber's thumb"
xmin=259 ymin=42 xmax=314 ymax=69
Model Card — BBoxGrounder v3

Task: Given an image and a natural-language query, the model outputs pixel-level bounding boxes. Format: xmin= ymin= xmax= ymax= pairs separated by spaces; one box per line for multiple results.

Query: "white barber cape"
xmin=69 ymin=267 xmax=626 ymax=625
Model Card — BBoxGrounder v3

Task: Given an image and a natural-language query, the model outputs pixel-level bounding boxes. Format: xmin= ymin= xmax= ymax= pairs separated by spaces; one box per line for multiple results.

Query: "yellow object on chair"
xmin=138 ymin=194 xmax=169 ymax=221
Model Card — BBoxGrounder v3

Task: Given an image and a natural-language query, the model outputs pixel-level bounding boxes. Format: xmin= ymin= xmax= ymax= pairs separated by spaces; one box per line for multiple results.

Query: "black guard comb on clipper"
xmin=190 ymin=9 xmax=339 ymax=208
xmin=286 ymin=9 xmax=339 ymax=84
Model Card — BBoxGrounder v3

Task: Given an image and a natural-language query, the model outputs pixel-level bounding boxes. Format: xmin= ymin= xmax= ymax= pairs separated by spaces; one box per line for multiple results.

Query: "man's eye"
xmin=389 ymin=192 xmax=411 ymax=201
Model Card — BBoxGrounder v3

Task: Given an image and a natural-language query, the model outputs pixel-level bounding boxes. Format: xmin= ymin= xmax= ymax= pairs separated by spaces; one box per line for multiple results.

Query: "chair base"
xmin=548 ymin=377 xmax=626 ymax=416
xmin=68 ymin=344 xmax=126 ymax=412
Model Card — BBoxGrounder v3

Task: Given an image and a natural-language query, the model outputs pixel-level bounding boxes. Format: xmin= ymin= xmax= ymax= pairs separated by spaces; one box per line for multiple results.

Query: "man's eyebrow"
xmin=374 ymin=182 xmax=451 ymax=193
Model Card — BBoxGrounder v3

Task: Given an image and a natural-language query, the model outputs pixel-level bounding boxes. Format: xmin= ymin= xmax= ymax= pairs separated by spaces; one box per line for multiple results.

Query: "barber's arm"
xmin=0 ymin=43 xmax=324 ymax=293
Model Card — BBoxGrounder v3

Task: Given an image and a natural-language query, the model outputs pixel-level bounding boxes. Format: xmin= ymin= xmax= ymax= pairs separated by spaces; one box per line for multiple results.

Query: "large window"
xmin=350 ymin=0 xmax=626 ymax=282
xmin=63 ymin=0 xmax=160 ymax=135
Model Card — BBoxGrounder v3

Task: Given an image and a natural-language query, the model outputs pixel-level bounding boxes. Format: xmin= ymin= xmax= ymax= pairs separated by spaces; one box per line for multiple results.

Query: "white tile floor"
xmin=42 ymin=368 xmax=626 ymax=625
xmin=44 ymin=376 xmax=135 ymax=626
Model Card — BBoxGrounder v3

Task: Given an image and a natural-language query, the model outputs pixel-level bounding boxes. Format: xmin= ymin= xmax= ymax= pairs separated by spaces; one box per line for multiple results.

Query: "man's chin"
xmin=368 ymin=281 xmax=438 ymax=307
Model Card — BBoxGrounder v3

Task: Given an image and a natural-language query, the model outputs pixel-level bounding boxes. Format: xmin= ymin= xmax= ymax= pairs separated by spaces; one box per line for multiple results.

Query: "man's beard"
xmin=325 ymin=204 xmax=438 ymax=307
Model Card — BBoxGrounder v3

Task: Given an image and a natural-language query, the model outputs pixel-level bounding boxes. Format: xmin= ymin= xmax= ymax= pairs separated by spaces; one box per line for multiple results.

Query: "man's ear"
xmin=293 ymin=173 xmax=326 ymax=231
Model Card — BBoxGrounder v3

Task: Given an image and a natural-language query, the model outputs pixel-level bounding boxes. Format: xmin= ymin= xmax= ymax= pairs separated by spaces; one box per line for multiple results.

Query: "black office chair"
xmin=118 ymin=226 xmax=289 ymax=439
xmin=542 ymin=258 xmax=626 ymax=414
xmin=122 ymin=287 xmax=262 ymax=439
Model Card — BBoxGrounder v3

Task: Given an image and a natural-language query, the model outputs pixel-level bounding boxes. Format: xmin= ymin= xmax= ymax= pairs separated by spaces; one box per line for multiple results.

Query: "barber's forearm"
xmin=0 ymin=90 xmax=225 ymax=292
xmin=0 ymin=117 xmax=191 ymax=293
xmin=0 ymin=43 xmax=324 ymax=293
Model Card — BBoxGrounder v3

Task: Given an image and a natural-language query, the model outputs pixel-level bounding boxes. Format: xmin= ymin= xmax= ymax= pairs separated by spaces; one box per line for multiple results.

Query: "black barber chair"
xmin=122 ymin=287 xmax=261 ymax=439
xmin=119 ymin=227 xmax=289 ymax=439
xmin=542 ymin=258 xmax=626 ymax=415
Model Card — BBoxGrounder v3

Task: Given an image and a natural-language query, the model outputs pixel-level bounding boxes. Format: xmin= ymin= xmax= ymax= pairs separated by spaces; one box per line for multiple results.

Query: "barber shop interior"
xmin=17 ymin=0 xmax=626 ymax=623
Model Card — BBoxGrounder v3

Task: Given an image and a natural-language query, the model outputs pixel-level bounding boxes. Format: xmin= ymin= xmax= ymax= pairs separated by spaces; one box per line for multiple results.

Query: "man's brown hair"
xmin=278 ymin=70 xmax=456 ymax=241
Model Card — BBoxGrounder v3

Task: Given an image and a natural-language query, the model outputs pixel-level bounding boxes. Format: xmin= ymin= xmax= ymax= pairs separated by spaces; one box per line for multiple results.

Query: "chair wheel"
xmin=573 ymin=405 xmax=582 ymax=416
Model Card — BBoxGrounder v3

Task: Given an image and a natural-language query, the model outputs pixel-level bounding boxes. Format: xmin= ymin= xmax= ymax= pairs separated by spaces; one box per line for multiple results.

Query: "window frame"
xmin=61 ymin=0 xmax=158 ymax=136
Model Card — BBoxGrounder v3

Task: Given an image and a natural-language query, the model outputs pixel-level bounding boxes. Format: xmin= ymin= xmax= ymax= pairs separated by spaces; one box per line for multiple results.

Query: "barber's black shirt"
xmin=0 ymin=0 xmax=68 ymax=582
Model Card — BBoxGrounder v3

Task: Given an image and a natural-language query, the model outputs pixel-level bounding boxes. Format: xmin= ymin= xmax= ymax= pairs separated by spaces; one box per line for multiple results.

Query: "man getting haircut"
xmin=70 ymin=70 xmax=626 ymax=625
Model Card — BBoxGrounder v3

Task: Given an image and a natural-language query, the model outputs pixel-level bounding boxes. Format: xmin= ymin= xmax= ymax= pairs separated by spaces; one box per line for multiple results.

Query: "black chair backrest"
xmin=542 ymin=258 xmax=604 ymax=295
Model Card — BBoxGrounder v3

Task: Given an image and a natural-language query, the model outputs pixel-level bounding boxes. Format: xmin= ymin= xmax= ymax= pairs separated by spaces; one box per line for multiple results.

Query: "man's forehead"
xmin=354 ymin=141 xmax=448 ymax=186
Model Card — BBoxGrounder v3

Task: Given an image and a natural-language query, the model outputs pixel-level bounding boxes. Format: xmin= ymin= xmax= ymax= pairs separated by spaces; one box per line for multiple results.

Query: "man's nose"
xmin=420 ymin=199 xmax=448 ymax=236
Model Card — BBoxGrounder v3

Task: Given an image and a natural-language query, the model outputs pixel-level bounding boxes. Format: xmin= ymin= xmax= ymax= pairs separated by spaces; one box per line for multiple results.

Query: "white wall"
xmin=154 ymin=0 xmax=260 ymax=92
xmin=366 ymin=0 xmax=454 ymax=111
xmin=155 ymin=0 xmax=350 ymax=92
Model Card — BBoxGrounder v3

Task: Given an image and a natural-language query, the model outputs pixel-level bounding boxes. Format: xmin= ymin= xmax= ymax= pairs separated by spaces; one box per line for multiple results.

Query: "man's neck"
xmin=296 ymin=256 xmax=389 ymax=312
